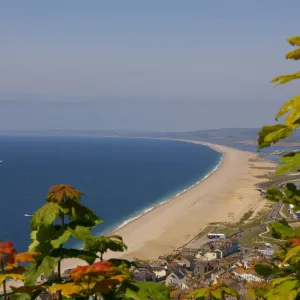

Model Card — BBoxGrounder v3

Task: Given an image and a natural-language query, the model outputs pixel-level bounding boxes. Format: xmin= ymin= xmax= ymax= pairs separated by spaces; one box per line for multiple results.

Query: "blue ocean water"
xmin=0 ymin=136 xmax=222 ymax=251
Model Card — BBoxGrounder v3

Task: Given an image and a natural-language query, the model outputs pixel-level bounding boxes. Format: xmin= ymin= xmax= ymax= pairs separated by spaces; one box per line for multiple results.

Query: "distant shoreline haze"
xmin=0 ymin=128 xmax=299 ymax=146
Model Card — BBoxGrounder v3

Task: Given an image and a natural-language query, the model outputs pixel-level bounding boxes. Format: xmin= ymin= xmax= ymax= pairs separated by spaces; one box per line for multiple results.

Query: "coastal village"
xmin=30 ymin=235 xmax=280 ymax=300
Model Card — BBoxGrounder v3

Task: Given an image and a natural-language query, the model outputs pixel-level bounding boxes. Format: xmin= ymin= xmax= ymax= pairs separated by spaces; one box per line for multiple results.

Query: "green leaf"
xmin=60 ymin=199 xmax=102 ymax=227
xmin=284 ymin=245 xmax=300 ymax=264
xmin=108 ymin=258 xmax=137 ymax=269
xmin=84 ymin=236 xmax=127 ymax=256
xmin=51 ymin=226 xmax=72 ymax=249
xmin=283 ymin=183 xmax=300 ymax=209
xmin=25 ymin=256 xmax=59 ymax=286
xmin=276 ymin=153 xmax=300 ymax=175
xmin=222 ymin=287 xmax=240 ymax=298
xmin=271 ymin=72 xmax=300 ymax=86
xmin=50 ymin=248 xmax=98 ymax=265
xmin=269 ymin=221 xmax=300 ymax=239
xmin=284 ymin=183 xmax=300 ymax=198
xmin=286 ymin=49 xmax=300 ymax=60
xmin=30 ymin=223 xmax=94 ymax=252
xmin=189 ymin=288 xmax=207 ymax=299
xmin=287 ymin=36 xmax=300 ymax=46
xmin=31 ymin=202 xmax=60 ymax=230
xmin=275 ymin=95 xmax=300 ymax=126
xmin=257 ymin=124 xmax=292 ymax=150
xmin=254 ymin=263 xmax=279 ymax=277
xmin=210 ymin=289 xmax=223 ymax=299
xmin=189 ymin=286 xmax=239 ymax=300
xmin=68 ymin=223 xmax=95 ymax=241
xmin=271 ymin=277 xmax=295 ymax=286
xmin=10 ymin=286 xmax=45 ymax=300
xmin=266 ymin=187 xmax=286 ymax=202
xmin=124 ymin=281 xmax=170 ymax=300
xmin=266 ymin=277 xmax=300 ymax=299
xmin=28 ymin=226 xmax=59 ymax=254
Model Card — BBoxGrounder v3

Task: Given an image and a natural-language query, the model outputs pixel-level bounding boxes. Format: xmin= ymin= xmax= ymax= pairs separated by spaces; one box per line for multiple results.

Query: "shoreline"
xmin=61 ymin=138 xmax=276 ymax=271
xmin=1 ymin=137 xmax=277 ymax=292
xmin=108 ymin=141 xmax=224 ymax=236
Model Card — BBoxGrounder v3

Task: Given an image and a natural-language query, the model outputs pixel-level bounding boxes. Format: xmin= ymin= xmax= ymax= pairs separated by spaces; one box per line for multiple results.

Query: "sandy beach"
xmin=2 ymin=139 xmax=277 ymax=292
xmin=60 ymin=139 xmax=276 ymax=270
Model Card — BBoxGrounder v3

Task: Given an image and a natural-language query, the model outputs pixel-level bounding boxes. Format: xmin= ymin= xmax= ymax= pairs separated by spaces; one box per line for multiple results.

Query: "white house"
xmin=258 ymin=249 xmax=275 ymax=256
xmin=288 ymin=204 xmax=295 ymax=215
xmin=153 ymin=269 xmax=167 ymax=281
xmin=165 ymin=271 xmax=185 ymax=287
xmin=232 ymin=268 xmax=263 ymax=282
xmin=180 ymin=282 xmax=189 ymax=290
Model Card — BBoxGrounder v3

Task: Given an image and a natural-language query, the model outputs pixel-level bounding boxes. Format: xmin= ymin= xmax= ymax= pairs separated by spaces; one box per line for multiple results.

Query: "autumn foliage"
xmin=0 ymin=241 xmax=39 ymax=300
xmin=49 ymin=262 xmax=129 ymax=297
xmin=0 ymin=184 xmax=170 ymax=300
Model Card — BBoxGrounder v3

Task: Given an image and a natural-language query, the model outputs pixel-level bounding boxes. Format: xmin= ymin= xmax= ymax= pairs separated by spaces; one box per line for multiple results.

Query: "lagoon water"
xmin=0 ymin=136 xmax=223 ymax=251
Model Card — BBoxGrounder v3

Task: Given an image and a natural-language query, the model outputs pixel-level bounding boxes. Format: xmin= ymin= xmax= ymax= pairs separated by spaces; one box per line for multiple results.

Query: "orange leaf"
xmin=4 ymin=254 xmax=17 ymax=269
xmin=289 ymin=238 xmax=300 ymax=247
xmin=93 ymin=279 xmax=119 ymax=294
xmin=70 ymin=262 xmax=116 ymax=282
xmin=46 ymin=184 xmax=83 ymax=203
xmin=92 ymin=261 xmax=116 ymax=274
xmin=14 ymin=252 xmax=40 ymax=263
xmin=0 ymin=242 xmax=16 ymax=255
xmin=70 ymin=265 xmax=91 ymax=283
xmin=4 ymin=252 xmax=39 ymax=269
xmin=111 ymin=274 xmax=128 ymax=283
xmin=49 ymin=282 xmax=84 ymax=298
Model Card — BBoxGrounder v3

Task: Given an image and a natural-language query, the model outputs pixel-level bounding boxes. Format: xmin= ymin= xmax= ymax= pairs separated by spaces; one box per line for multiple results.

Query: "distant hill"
xmin=137 ymin=128 xmax=300 ymax=145
xmin=1 ymin=128 xmax=300 ymax=145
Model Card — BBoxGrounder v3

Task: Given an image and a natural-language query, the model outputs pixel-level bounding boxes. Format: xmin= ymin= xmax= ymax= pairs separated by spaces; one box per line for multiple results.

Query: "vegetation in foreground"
xmin=188 ymin=36 xmax=300 ymax=299
xmin=0 ymin=185 xmax=169 ymax=300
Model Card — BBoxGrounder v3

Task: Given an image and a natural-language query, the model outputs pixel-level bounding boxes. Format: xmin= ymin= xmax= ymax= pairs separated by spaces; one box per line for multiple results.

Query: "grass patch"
xmin=240 ymin=225 xmax=285 ymax=246
xmin=238 ymin=210 xmax=254 ymax=224
xmin=239 ymin=228 xmax=267 ymax=244
xmin=193 ymin=206 xmax=273 ymax=244
xmin=280 ymin=203 xmax=291 ymax=218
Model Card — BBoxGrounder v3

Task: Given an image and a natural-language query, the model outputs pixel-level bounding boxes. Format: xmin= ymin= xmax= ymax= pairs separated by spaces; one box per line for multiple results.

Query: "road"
xmin=267 ymin=200 xmax=282 ymax=221
xmin=233 ymin=200 xmax=283 ymax=240
xmin=183 ymin=200 xmax=283 ymax=250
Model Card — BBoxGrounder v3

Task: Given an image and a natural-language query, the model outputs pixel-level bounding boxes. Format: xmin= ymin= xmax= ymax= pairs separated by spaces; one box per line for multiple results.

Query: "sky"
xmin=1 ymin=1 xmax=300 ymax=132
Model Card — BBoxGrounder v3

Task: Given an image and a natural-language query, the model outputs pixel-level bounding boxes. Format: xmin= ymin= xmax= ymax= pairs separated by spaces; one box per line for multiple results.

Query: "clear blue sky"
xmin=1 ymin=1 xmax=300 ymax=132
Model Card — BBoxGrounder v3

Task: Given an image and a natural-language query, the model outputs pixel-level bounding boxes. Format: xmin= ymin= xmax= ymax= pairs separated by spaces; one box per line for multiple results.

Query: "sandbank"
xmin=60 ymin=139 xmax=276 ymax=270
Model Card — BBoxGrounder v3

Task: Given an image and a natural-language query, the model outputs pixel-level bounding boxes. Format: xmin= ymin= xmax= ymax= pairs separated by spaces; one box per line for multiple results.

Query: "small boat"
xmin=24 ymin=214 xmax=33 ymax=217
xmin=0 ymin=160 xmax=3 ymax=163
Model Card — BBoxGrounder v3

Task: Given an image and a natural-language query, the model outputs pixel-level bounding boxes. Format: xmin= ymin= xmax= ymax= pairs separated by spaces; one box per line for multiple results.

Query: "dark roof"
xmin=184 ymin=255 xmax=195 ymax=263
xmin=195 ymin=260 xmax=218 ymax=268
xmin=133 ymin=271 xmax=153 ymax=281
xmin=173 ymin=270 xmax=185 ymax=279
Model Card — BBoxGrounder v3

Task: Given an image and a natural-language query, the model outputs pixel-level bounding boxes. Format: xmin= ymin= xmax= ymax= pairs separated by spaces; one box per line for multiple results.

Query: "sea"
xmin=0 ymin=136 xmax=227 ymax=252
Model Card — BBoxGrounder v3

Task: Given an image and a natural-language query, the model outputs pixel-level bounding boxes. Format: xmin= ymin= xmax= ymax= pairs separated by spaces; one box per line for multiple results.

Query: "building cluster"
xmin=288 ymin=204 xmax=300 ymax=219
xmin=132 ymin=238 xmax=279 ymax=299
xmin=1 ymin=238 xmax=280 ymax=300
